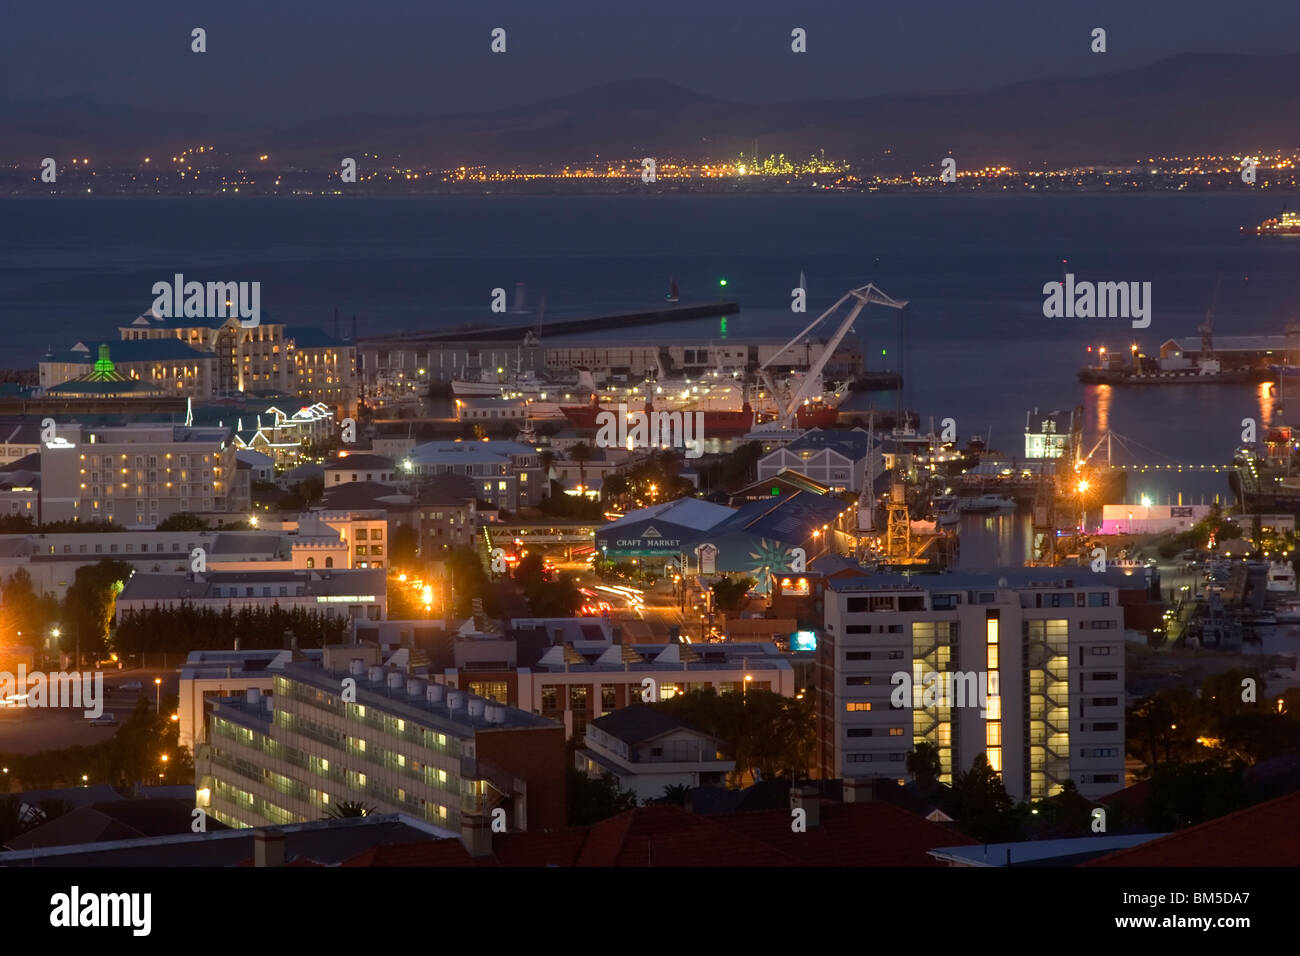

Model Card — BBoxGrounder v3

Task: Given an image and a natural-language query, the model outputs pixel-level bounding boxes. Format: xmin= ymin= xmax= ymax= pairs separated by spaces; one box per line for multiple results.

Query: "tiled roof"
xmin=1085 ymin=789 xmax=1300 ymax=866
xmin=341 ymin=801 xmax=973 ymax=867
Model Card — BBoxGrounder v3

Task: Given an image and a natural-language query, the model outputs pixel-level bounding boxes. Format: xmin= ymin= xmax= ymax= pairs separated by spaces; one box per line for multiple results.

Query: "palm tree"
xmin=907 ymin=742 xmax=943 ymax=795
xmin=322 ymin=800 xmax=374 ymax=819
xmin=570 ymin=442 xmax=593 ymax=489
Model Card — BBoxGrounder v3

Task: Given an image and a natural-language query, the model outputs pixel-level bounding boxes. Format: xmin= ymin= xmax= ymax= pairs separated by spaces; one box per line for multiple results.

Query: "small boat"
xmin=1267 ymin=560 xmax=1297 ymax=593
xmin=957 ymin=494 xmax=1017 ymax=515
xmin=666 ymin=279 xmax=679 ymax=303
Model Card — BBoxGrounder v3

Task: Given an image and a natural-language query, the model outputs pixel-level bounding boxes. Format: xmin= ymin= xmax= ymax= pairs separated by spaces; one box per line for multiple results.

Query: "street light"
xmin=154 ymin=677 xmax=162 ymax=711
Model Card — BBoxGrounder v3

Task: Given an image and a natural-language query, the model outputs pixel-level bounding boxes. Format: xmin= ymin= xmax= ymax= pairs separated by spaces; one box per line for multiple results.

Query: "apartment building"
xmin=407 ymin=440 xmax=543 ymax=512
xmin=40 ymin=423 xmax=236 ymax=527
xmin=414 ymin=475 xmax=478 ymax=556
xmin=178 ymin=648 xmax=322 ymax=750
xmin=115 ymin=567 xmax=387 ymax=622
xmin=446 ymin=635 xmax=797 ymax=739
xmin=196 ymin=644 xmax=565 ymax=831
xmin=820 ymin=568 xmax=1126 ymax=804
xmin=323 ymin=454 xmax=398 ymax=488
xmin=576 ymin=706 xmax=734 ymax=802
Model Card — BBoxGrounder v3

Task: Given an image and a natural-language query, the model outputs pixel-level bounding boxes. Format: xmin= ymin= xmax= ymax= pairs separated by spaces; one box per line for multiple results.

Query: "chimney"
xmin=461 ymin=812 xmax=492 ymax=858
xmin=253 ymin=830 xmax=286 ymax=868
xmin=842 ymin=777 xmax=873 ymax=803
xmin=790 ymin=784 xmax=820 ymax=828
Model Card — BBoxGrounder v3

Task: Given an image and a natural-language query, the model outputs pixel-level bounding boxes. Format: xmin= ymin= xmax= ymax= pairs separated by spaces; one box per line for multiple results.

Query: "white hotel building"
xmin=821 ymin=569 xmax=1126 ymax=803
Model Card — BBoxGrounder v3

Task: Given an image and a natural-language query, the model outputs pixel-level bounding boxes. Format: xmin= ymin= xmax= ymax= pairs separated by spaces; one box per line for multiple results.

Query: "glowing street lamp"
xmin=154 ymin=677 xmax=162 ymax=710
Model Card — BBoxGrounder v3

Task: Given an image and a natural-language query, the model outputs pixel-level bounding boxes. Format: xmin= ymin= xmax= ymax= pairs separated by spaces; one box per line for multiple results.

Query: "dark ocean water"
xmin=2 ymin=193 xmax=1297 ymax=502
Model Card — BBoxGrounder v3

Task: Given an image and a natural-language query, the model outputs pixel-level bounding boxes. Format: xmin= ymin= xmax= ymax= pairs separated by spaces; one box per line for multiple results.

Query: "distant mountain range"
xmin=4 ymin=52 xmax=1300 ymax=170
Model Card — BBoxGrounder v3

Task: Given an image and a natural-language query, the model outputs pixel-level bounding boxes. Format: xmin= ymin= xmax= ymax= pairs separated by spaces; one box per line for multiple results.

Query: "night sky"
xmin=4 ymin=0 xmax=1300 ymax=121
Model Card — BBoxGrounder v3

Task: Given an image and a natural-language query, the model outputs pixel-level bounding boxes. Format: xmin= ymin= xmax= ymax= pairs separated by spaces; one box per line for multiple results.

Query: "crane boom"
xmin=760 ymin=283 xmax=909 ymax=426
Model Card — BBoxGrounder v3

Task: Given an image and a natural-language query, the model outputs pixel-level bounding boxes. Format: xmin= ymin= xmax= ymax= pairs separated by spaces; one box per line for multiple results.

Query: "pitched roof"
xmin=1085 ymin=789 xmax=1300 ymax=866
xmin=340 ymin=801 xmax=972 ymax=868
xmin=588 ymin=705 xmax=710 ymax=746
xmin=4 ymin=798 xmax=223 ymax=850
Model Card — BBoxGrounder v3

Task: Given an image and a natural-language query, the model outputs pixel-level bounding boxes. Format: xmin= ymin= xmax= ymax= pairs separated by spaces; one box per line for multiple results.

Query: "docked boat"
xmin=1267 ymin=560 xmax=1297 ymax=593
xmin=956 ymin=494 xmax=1017 ymax=515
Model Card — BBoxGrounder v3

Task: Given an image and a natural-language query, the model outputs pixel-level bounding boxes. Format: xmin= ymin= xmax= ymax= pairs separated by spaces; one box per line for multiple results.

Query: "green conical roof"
xmin=86 ymin=344 xmax=125 ymax=381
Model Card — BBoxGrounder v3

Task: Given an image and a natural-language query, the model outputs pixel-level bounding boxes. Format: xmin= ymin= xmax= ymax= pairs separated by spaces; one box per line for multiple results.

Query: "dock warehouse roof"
xmin=1159 ymin=335 xmax=1287 ymax=356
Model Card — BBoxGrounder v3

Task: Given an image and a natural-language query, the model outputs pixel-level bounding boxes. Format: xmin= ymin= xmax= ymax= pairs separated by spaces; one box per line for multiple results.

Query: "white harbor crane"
xmin=759 ymin=282 xmax=909 ymax=429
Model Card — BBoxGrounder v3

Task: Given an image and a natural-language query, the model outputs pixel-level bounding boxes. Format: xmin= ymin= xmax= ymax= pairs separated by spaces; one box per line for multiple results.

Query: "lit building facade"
xmin=821 ymin=569 xmax=1126 ymax=803
xmin=40 ymin=423 xmax=236 ymax=527
xmin=116 ymin=311 xmax=357 ymax=411
xmin=196 ymin=646 xmax=565 ymax=831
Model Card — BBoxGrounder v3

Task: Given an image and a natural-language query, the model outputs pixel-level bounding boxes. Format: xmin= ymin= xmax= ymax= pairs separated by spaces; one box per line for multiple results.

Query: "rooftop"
xmin=826 ymin=567 xmax=1135 ymax=593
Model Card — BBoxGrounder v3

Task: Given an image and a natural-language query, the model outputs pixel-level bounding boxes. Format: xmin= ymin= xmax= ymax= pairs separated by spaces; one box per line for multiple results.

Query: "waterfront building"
xmin=116 ymin=310 xmax=357 ymax=411
xmin=42 ymin=340 xmax=216 ymax=398
xmin=756 ymin=428 xmax=881 ymax=493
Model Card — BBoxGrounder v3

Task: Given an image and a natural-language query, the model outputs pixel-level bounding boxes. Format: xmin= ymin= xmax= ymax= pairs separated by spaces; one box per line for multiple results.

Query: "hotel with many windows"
xmin=40 ymin=423 xmax=237 ymax=526
xmin=37 ymin=309 xmax=358 ymax=412
xmin=196 ymin=644 xmax=565 ymax=832
xmin=820 ymin=569 xmax=1126 ymax=803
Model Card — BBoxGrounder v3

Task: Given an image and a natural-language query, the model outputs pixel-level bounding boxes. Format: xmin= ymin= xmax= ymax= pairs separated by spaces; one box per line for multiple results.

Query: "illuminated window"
xmin=846 ymin=702 xmax=872 ymax=712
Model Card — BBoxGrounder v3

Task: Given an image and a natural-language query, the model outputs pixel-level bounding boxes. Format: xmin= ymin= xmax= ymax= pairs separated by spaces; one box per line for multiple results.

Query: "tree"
xmin=3 ymin=568 xmax=45 ymax=640
xmin=951 ymin=753 xmax=1018 ymax=843
xmin=61 ymin=559 xmax=132 ymax=662
xmin=538 ymin=450 xmax=555 ymax=486
xmin=566 ymin=766 xmax=636 ymax=826
xmin=390 ymin=524 xmax=419 ymax=568
xmin=906 ymin=742 xmax=943 ymax=795
xmin=710 ymin=576 xmax=755 ymax=616
xmin=601 ymin=473 xmax=628 ymax=503
xmin=323 ymin=800 xmax=375 ymax=819
xmin=569 ymin=443 xmax=593 ymax=489
xmin=516 ymin=553 xmax=582 ymax=616
xmin=156 ymin=512 xmax=209 ymax=532
xmin=660 ymin=783 xmax=690 ymax=807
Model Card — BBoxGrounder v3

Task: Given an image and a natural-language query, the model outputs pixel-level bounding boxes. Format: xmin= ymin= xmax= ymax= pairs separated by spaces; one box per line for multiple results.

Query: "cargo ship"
xmin=560 ymin=397 xmax=755 ymax=435
xmin=1246 ymin=209 xmax=1300 ymax=235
